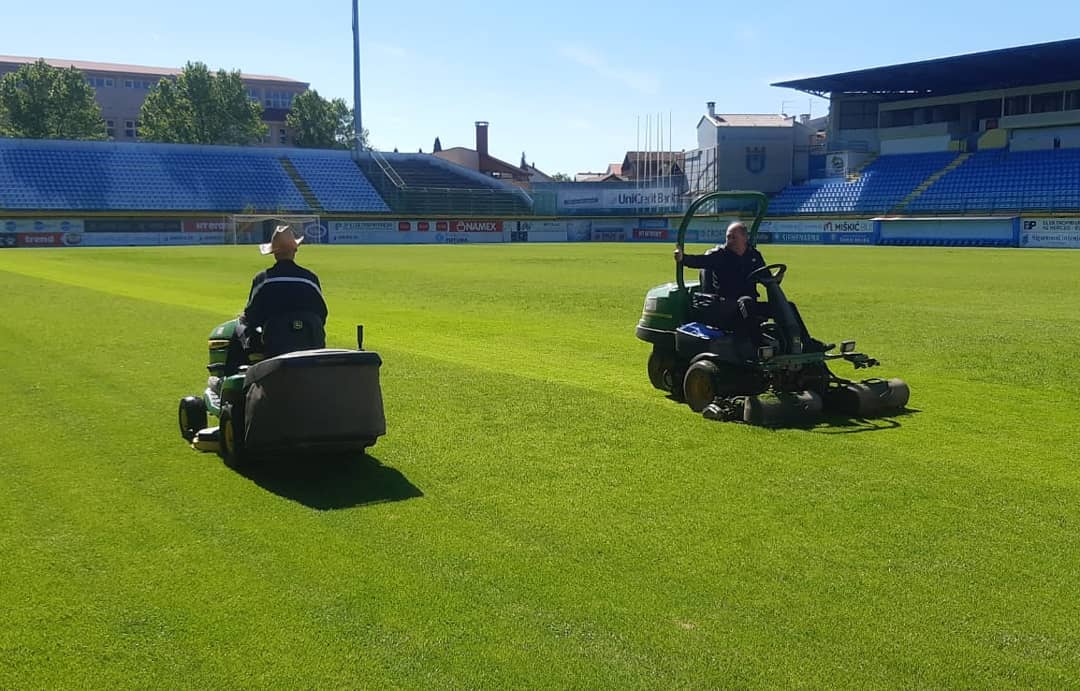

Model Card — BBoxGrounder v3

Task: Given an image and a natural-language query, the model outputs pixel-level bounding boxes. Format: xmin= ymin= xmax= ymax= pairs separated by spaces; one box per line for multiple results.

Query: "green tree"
xmin=139 ymin=62 xmax=267 ymax=145
xmin=286 ymin=89 xmax=369 ymax=149
xmin=0 ymin=59 xmax=105 ymax=140
xmin=551 ymin=172 xmax=573 ymax=182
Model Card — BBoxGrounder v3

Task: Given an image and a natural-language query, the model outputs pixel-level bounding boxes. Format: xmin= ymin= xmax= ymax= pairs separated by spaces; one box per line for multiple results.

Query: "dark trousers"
xmin=696 ymin=296 xmax=815 ymax=344
xmin=749 ymin=301 xmax=823 ymax=350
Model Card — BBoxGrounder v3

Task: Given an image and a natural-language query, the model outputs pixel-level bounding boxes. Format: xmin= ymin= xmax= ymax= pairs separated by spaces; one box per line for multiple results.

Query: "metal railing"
xmin=370 ymin=149 xmax=407 ymax=189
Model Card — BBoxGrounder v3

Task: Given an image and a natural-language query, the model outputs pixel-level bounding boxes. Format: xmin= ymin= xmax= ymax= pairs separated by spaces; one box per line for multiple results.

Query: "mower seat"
xmin=261 ymin=311 xmax=326 ymax=358
xmin=676 ymin=321 xmax=736 ymax=360
xmin=690 ymin=291 xmax=737 ymax=327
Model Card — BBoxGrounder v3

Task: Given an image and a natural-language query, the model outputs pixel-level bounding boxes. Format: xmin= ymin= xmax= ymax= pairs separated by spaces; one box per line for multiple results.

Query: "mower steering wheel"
xmin=749 ymin=263 xmax=787 ymax=285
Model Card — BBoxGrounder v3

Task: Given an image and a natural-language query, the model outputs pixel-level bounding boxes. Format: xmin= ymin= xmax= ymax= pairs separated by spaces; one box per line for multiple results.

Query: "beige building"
xmin=0 ymin=55 xmax=308 ymax=146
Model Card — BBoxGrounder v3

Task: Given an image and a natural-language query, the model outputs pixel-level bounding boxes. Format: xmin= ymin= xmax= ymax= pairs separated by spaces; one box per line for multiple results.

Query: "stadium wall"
xmin=5 ymin=214 xmax=1079 ymax=248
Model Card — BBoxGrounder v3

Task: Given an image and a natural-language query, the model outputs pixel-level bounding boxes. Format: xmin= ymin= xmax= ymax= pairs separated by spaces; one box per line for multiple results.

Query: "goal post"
xmin=224 ymin=214 xmax=323 ymax=246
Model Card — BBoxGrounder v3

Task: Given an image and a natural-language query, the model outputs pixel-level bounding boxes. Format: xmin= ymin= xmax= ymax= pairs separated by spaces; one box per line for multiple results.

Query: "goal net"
xmin=224 ymin=214 xmax=323 ymax=246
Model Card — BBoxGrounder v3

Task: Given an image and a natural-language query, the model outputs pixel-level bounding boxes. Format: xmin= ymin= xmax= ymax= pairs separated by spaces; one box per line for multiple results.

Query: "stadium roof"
xmin=773 ymin=37 xmax=1080 ymax=97
xmin=701 ymin=114 xmax=795 ymax=127
xmin=0 ymin=55 xmax=304 ymax=85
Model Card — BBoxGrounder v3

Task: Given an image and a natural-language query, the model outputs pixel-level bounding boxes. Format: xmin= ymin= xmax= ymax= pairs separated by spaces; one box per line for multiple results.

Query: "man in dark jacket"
xmin=674 ymin=222 xmax=826 ymax=350
xmin=240 ymin=225 xmax=327 ymax=358
xmin=675 ymin=220 xmax=764 ymax=303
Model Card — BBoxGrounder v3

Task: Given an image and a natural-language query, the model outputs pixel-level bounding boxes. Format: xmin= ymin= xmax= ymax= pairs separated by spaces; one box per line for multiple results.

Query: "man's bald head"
xmin=725 ymin=222 xmax=749 ymax=256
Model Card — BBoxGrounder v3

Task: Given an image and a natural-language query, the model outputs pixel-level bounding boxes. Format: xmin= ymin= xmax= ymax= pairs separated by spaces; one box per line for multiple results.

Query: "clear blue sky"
xmin=2 ymin=1 xmax=1078 ymax=173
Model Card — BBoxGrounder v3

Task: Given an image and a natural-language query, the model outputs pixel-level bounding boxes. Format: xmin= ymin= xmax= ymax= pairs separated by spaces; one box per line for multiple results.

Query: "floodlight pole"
xmin=352 ymin=0 xmax=364 ymax=153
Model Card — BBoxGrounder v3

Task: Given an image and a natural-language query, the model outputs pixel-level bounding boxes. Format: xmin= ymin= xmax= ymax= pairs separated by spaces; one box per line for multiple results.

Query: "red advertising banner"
xmin=182 ymin=219 xmax=229 ymax=233
xmin=633 ymin=229 xmax=668 ymax=241
xmin=448 ymin=220 xmax=502 ymax=232
xmin=17 ymin=233 xmax=64 ymax=247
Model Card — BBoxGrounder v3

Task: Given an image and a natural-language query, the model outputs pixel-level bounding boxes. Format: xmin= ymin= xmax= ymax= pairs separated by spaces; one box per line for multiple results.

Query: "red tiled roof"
xmin=0 ymin=54 xmax=305 ymax=85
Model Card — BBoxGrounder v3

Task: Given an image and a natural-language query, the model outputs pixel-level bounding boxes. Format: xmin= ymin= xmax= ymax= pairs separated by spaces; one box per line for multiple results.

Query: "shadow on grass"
xmin=804 ymin=407 xmax=922 ymax=434
xmin=689 ymin=405 xmax=922 ymax=432
xmin=238 ymin=452 xmax=422 ymax=510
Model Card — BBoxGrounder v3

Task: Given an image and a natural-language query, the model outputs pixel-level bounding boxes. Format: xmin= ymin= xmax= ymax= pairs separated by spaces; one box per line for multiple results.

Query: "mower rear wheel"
xmin=218 ymin=403 xmax=247 ymax=469
xmin=683 ymin=360 xmax=721 ymax=413
xmin=647 ymin=348 xmax=677 ymax=392
xmin=178 ymin=396 xmax=207 ymax=442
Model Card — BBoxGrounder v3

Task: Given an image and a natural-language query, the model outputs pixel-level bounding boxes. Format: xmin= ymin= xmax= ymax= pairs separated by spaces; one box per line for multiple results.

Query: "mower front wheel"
xmin=218 ymin=403 xmax=247 ymax=469
xmin=647 ymin=348 xmax=676 ymax=392
xmin=178 ymin=396 xmax=207 ymax=442
xmin=683 ymin=360 xmax=721 ymax=413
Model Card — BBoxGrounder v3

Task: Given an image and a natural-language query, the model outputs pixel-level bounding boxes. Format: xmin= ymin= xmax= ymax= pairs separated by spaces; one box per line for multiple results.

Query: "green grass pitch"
xmin=1 ymin=243 xmax=1078 ymax=687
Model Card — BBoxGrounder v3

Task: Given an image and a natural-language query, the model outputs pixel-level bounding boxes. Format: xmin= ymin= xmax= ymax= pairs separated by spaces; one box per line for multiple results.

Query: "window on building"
xmin=124 ymin=120 xmax=140 ymax=138
xmin=106 ymin=120 xmax=115 ymax=138
xmin=838 ymin=100 xmax=878 ymax=130
xmin=1031 ymin=91 xmax=1064 ymax=114
xmin=931 ymin=104 xmax=963 ymax=123
xmin=104 ymin=78 xmax=114 ymax=87
xmin=263 ymin=91 xmax=297 ymax=109
xmin=124 ymin=79 xmax=134 ymax=88
xmin=1067 ymin=90 xmax=1080 ymax=111
xmin=880 ymin=108 xmax=915 ymax=128
xmin=1005 ymin=95 xmax=1029 ymax=116
xmin=279 ymin=127 xmax=288 ymax=145
xmin=974 ymin=99 xmax=1002 ymax=120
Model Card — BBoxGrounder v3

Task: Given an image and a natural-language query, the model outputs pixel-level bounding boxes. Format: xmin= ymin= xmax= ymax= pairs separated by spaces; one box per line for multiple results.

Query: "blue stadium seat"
xmin=0 ymin=138 xmax=389 ymax=213
xmin=770 ymin=152 xmax=956 ymax=214
xmin=285 ymin=150 xmax=389 ymax=213
xmin=772 ymin=148 xmax=1080 ymax=215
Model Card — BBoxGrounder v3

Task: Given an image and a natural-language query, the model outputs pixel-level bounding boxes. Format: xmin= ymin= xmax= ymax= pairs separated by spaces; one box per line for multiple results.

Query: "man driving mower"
xmin=223 ymin=225 xmax=327 ymax=378
xmin=674 ymin=221 xmax=829 ymax=351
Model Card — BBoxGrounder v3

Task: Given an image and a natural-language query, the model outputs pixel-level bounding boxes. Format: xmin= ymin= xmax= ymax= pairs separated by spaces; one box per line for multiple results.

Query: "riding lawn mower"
xmin=635 ymin=191 xmax=910 ymax=426
xmin=178 ymin=319 xmax=386 ymax=466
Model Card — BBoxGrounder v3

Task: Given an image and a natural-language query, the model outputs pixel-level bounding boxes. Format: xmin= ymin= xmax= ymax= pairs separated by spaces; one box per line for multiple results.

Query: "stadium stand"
xmin=0 ymin=137 xmax=530 ymax=216
xmin=283 ymin=150 xmax=387 ymax=213
xmin=768 ymin=152 xmax=956 ymax=215
xmin=907 ymin=148 xmax=1080 ymax=213
xmin=769 ymin=147 xmax=1080 ymax=216
xmin=354 ymin=151 xmax=533 ymax=216
xmin=0 ymin=138 xmax=312 ymax=212
xmin=768 ymin=38 xmax=1080 ymax=218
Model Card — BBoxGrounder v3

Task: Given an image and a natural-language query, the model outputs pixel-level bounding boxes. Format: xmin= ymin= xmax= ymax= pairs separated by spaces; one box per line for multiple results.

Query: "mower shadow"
xmin=684 ymin=403 xmax=921 ymax=432
xmin=808 ymin=407 xmax=922 ymax=434
xmin=237 ymin=452 xmax=422 ymax=510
